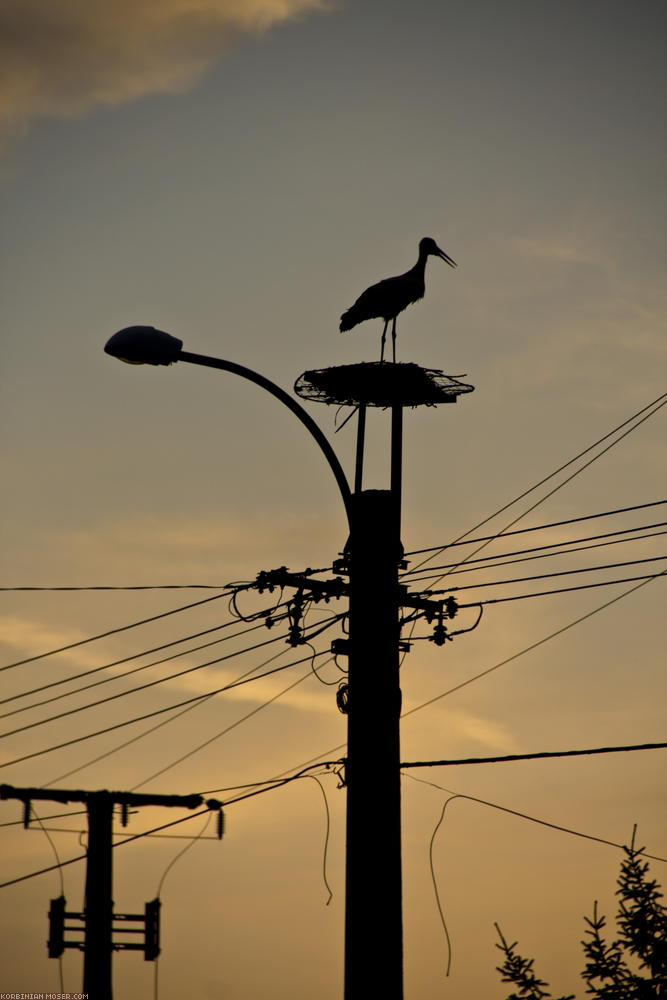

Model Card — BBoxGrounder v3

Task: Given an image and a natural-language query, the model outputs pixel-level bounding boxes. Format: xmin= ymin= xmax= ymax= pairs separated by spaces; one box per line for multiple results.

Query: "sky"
xmin=1 ymin=0 xmax=666 ymax=996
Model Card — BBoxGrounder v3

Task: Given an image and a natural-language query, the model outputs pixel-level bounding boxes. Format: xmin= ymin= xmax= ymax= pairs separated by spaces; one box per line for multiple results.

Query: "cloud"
xmin=0 ymin=0 xmax=325 ymax=129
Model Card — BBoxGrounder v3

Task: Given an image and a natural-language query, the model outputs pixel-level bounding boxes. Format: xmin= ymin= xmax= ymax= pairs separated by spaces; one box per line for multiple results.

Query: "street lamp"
xmin=104 ymin=324 xmax=473 ymax=999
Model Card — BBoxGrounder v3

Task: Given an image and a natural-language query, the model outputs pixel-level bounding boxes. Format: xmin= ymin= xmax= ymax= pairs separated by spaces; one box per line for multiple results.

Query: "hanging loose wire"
xmin=403 ymin=772 xmax=667 ymax=860
xmin=152 ymin=811 xmax=214 ymax=1000
xmin=305 ymin=775 xmax=334 ymax=906
xmin=429 ymin=795 xmax=457 ymax=977
xmin=31 ymin=805 xmax=66 ymax=992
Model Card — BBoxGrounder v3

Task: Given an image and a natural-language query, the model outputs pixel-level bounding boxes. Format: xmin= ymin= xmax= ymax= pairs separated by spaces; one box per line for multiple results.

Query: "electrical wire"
xmin=429 ymin=796 xmax=454 ymax=977
xmin=412 ymin=774 xmax=667 ymax=983
xmin=0 ymin=765 xmax=338 ymax=891
xmin=407 ymin=553 xmax=667 ymax=594
xmin=407 ymin=395 xmax=667 ymax=589
xmin=275 ymin=566 xmax=667 ymax=780
xmin=0 ymin=602 xmax=288 ymax=705
xmin=40 ymin=645 xmax=305 ymax=788
xmin=403 ymin=500 xmax=667 ymax=558
xmin=401 ymin=741 xmax=667 ymax=769
xmin=0 ymin=588 xmax=241 ymax=672
xmin=1 ymin=611 xmax=344 ymax=741
xmin=402 ymin=569 xmax=667 ymax=719
xmin=155 ymin=811 xmax=213 ymax=898
xmin=32 ymin=805 xmax=66 ymax=992
xmin=130 ymin=666 xmax=317 ymax=790
xmin=2 ymin=619 xmax=344 ymax=768
xmin=0 ymin=808 xmax=88 ymax=828
xmin=0 ymin=626 xmax=296 ymax=740
xmin=0 ymin=584 xmax=238 ymax=591
xmin=40 ymin=624 xmax=341 ymax=788
xmin=305 ymin=775 xmax=334 ymax=906
xmin=400 ymin=523 xmax=667 ymax=581
xmin=399 ymin=421 xmax=664 ymax=668
xmin=403 ymin=772 xmax=667 ymax=862
xmin=0 ymin=613 xmax=291 ymax=719
xmin=152 ymin=811 xmax=214 ymax=1000
xmin=457 ymin=569 xmax=666 ymax=606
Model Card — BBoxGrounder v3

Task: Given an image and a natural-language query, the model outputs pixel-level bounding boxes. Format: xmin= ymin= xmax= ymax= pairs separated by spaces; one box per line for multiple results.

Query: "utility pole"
xmin=0 ymin=784 xmax=221 ymax=1000
xmin=84 ymin=790 xmax=114 ymax=999
xmin=345 ymin=484 xmax=404 ymax=998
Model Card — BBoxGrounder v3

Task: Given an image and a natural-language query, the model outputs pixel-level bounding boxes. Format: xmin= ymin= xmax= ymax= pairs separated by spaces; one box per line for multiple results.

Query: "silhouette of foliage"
xmin=495 ymin=834 xmax=667 ymax=999
xmin=495 ymin=922 xmax=574 ymax=999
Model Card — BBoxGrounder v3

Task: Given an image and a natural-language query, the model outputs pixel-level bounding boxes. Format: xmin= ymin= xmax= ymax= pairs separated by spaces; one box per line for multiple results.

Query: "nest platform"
xmin=294 ymin=362 xmax=474 ymax=408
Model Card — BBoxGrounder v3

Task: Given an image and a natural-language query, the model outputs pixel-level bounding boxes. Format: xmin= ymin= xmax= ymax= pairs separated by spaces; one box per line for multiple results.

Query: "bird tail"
xmin=339 ymin=307 xmax=360 ymax=332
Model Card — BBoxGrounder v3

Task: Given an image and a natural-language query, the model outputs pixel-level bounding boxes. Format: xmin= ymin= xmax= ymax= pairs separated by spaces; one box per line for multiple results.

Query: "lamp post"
xmin=104 ymin=325 xmax=405 ymax=998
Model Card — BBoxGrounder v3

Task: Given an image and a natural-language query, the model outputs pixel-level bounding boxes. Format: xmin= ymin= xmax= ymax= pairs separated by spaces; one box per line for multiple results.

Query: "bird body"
xmin=340 ymin=237 xmax=456 ymax=361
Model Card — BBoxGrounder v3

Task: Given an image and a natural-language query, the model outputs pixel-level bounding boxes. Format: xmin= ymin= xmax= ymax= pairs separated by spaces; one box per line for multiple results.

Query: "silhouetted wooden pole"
xmin=344 ymin=487 xmax=403 ymax=1000
xmin=83 ymin=790 xmax=114 ymax=1000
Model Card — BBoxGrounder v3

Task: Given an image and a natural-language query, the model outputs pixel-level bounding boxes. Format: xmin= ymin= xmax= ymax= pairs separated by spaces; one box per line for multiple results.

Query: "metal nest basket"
xmin=294 ymin=362 xmax=474 ymax=408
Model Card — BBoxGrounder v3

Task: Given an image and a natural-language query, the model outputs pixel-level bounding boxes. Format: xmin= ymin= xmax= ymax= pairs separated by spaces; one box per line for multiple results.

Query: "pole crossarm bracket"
xmin=254 ymin=566 xmax=349 ymax=602
xmin=398 ymin=591 xmax=459 ymax=619
xmin=0 ymin=784 xmax=205 ymax=824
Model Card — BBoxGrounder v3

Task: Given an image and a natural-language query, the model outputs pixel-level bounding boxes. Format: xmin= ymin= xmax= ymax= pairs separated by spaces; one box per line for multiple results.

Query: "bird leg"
xmin=391 ymin=317 xmax=397 ymax=363
xmin=380 ymin=320 xmax=389 ymax=361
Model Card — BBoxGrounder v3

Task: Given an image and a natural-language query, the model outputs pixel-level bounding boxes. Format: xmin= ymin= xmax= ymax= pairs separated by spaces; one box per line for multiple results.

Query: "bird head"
xmin=420 ymin=237 xmax=457 ymax=268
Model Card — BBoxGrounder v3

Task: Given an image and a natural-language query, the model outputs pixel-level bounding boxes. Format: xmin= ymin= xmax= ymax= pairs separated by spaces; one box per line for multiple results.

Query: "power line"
xmin=130 ymin=667 xmax=320 ymax=790
xmin=0 ymin=584 xmax=236 ymax=592
xmin=0 ymin=588 xmax=242 ymax=672
xmin=400 ymin=523 xmax=667 ymax=580
xmin=407 ymin=553 xmax=667 ymax=593
xmin=403 ymin=500 xmax=667 ymax=558
xmin=40 ymin=644 xmax=316 ymax=787
xmin=408 ymin=395 xmax=667 ymax=587
xmin=0 ymin=613 xmax=290 ymax=719
xmin=0 ymin=807 xmax=214 ymax=890
xmin=405 ymin=773 xmax=667 ymax=863
xmin=404 ymin=569 xmax=666 ymax=717
xmin=401 ymin=741 xmax=667 ymax=768
xmin=1 ymin=617 xmax=344 ymax=768
xmin=282 ymin=567 xmax=667 ymax=778
xmin=0 ymin=808 xmax=88 ymax=828
xmin=0 ymin=627 xmax=297 ymax=740
xmin=0 ymin=764 xmax=335 ymax=890
xmin=0 ymin=596 xmax=293 ymax=709
xmin=457 ymin=568 xmax=667 ymax=607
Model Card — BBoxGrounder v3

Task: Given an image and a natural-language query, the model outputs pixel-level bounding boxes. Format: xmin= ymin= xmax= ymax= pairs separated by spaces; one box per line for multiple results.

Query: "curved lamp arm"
xmin=104 ymin=327 xmax=353 ymax=528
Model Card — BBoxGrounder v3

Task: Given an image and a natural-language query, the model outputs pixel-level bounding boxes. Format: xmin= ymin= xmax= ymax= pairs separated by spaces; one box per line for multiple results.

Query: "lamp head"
xmin=104 ymin=326 xmax=183 ymax=365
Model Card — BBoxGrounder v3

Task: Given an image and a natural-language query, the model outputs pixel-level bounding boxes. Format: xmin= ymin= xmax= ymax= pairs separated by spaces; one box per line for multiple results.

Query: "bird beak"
xmin=436 ymin=246 xmax=457 ymax=268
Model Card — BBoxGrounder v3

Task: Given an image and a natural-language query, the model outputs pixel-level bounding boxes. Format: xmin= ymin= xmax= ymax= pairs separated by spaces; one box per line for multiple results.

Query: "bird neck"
xmin=411 ymin=247 xmax=430 ymax=279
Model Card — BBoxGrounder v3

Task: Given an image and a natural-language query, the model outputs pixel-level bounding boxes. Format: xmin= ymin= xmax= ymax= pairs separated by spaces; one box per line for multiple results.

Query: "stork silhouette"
xmin=339 ymin=237 xmax=457 ymax=362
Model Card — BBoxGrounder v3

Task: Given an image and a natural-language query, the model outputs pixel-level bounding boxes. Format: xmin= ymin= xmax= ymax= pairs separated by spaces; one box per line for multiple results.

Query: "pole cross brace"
xmin=254 ymin=566 xmax=349 ymax=602
xmin=399 ymin=591 xmax=458 ymax=619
